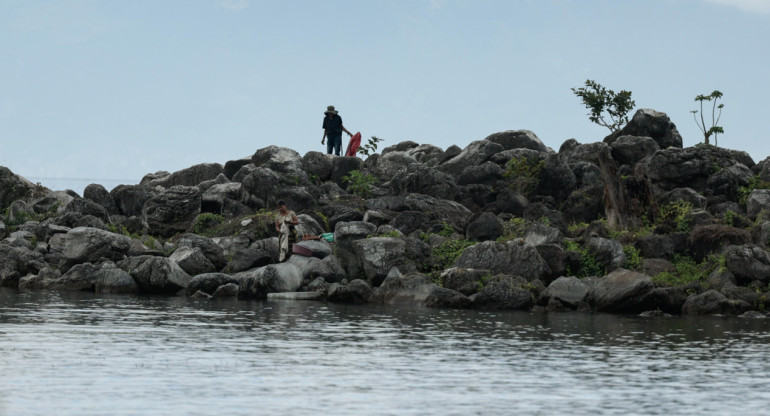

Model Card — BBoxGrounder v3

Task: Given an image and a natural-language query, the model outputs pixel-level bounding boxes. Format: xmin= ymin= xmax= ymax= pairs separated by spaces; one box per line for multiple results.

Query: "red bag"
xmin=345 ymin=132 xmax=362 ymax=157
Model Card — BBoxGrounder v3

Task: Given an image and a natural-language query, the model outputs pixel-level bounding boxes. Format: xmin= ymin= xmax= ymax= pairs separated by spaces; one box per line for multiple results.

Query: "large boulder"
xmin=186 ymin=273 xmax=240 ymax=296
xmin=331 ymin=156 xmax=365 ymax=188
xmin=586 ymin=237 xmax=626 ymax=272
xmin=604 ymin=108 xmax=682 ymax=149
xmin=201 ymin=182 xmax=243 ymax=215
xmin=224 ymin=246 xmax=273 ymax=273
xmin=0 ymin=167 xmax=34 ymax=210
xmin=352 ymin=237 xmax=415 ymax=286
xmin=457 ymin=162 xmax=504 ymax=187
xmin=747 ymin=189 xmax=770 ymax=220
xmin=689 ymin=225 xmax=750 ymax=262
xmin=609 ymin=135 xmax=660 ymax=166
xmin=236 ymin=263 xmax=303 ymax=298
xmin=454 ymin=240 xmax=549 ymax=281
xmin=681 ymin=290 xmax=733 ymax=315
xmin=633 ymin=234 xmax=675 ymax=259
xmin=390 ymin=164 xmax=458 ymax=200
xmin=127 ymin=256 xmax=192 ymax=295
xmin=239 ymin=168 xmax=315 ymax=212
xmin=365 ymin=152 xmax=417 ymax=182
xmin=252 ymin=146 xmax=306 ymax=177
xmin=334 ymin=221 xmax=378 ymax=277
xmin=471 ymin=275 xmax=534 ymax=310
xmin=369 ymin=271 xmax=471 ymax=308
xmin=141 ymin=186 xmax=202 ymax=237
xmin=110 ymin=185 xmax=157 ymax=217
xmin=440 ymin=267 xmax=488 ymax=296
xmin=18 ymin=267 xmax=61 ymax=291
xmin=465 ymin=212 xmax=504 ymax=242
xmin=58 ymin=227 xmax=132 ymax=271
xmin=437 ymin=140 xmax=504 ymax=175
xmin=169 ymin=246 xmax=217 ymax=276
xmin=50 ymin=262 xmax=101 ymax=291
xmin=723 ymin=244 xmax=770 ymax=284
xmin=176 ymin=233 xmax=227 ymax=270
xmin=591 ymin=268 xmax=654 ymax=313
xmin=539 ymin=276 xmax=589 ymax=309
xmin=302 ymin=151 xmax=334 ymax=181
xmin=62 ymin=198 xmax=110 ymax=222
xmin=643 ymin=146 xmax=743 ymax=193
xmin=83 ymin=183 xmax=119 ymax=215
xmin=94 ymin=264 xmax=139 ymax=294
xmin=707 ymin=164 xmax=753 ymax=200
xmin=327 ymin=279 xmax=373 ymax=304
xmin=223 ymin=157 xmax=252 ymax=180
xmin=0 ymin=244 xmax=47 ymax=288
xmin=484 ymin=130 xmax=549 ymax=152
xmin=403 ymin=193 xmax=472 ymax=232
xmin=148 ymin=163 xmax=223 ymax=188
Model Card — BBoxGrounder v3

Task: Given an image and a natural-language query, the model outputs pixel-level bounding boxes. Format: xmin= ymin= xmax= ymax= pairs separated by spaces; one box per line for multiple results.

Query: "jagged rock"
xmin=524 ymin=223 xmax=564 ymax=246
xmin=471 ymin=275 xmax=534 ymax=310
xmin=301 ymin=151 xmax=334 ymax=181
xmin=83 ymin=184 xmax=119 ymax=215
xmin=681 ymin=289 xmax=733 ymax=315
xmin=177 ymin=233 xmax=228 ymax=270
xmin=454 ymin=240 xmax=549 ymax=281
xmin=721 ymin=282 xmax=760 ymax=305
xmin=170 ymin=246 xmax=217 ymax=276
xmin=406 ymin=144 xmax=444 ymax=164
xmin=327 ymin=279 xmax=373 ymax=304
xmin=644 ymin=146 xmax=741 ymax=192
xmin=391 ymin=163 xmax=458 ymax=200
xmin=563 ymin=142 xmax=609 ymax=167
xmin=649 ymin=287 xmax=688 ymax=314
xmin=465 ymin=212 xmax=504 ymax=242
xmin=50 ymin=263 xmax=101 ymax=291
xmin=127 ymin=256 xmax=192 ymax=295
xmin=140 ymin=171 xmax=170 ymax=185
xmin=225 ymin=246 xmax=272 ymax=273
xmin=457 ymin=162 xmax=504 ymax=187
xmin=365 ymin=152 xmax=415 ymax=182
xmin=633 ymin=235 xmax=675 ymax=259
xmin=58 ymin=227 xmax=132 ymax=271
xmin=331 ymin=156 xmax=364 ymax=188
xmin=211 ymin=235 xmax=250 ymax=258
xmin=186 ymin=273 xmax=240 ymax=296
xmin=440 ymin=268 xmax=488 ymax=296
xmin=190 ymin=290 xmax=212 ymax=299
xmin=484 ymin=130 xmax=549 ymax=152
xmin=571 ymin=162 xmax=602 ymax=188
xmin=237 ymin=263 xmax=303 ymax=298
xmin=689 ymin=224 xmax=750 ymax=262
xmin=110 ymin=185 xmax=157 ymax=217
xmin=423 ymin=285 xmax=473 ymax=308
xmin=94 ymin=263 xmax=139 ymax=294
xmin=747 ymin=189 xmax=770 ymax=220
xmin=287 ymin=255 xmax=340 ymax=282
xmin=196 ymin=173 xmax=230 ymax=193
xmin=239 ymin=167 xmax=315 ymax=212
xmin=539 ymin=276 xmax=589 ymax=308
xmin=0 ymin=166 xmax=34 ymax=210
xmin=438 ymin=140 xmax=504 ymax=175
xmin=534 ymin=153 xmax=577 ymax=204
xmin=707 ymin=164 xmax=753 ymax=199
xmin=141 ymin=185 xmax=201 ymax=237
xmin=658 ymin=187 xmax=707 ymax=209
xmin=723 ymin=244 xmax=770 ymax=283
xmin=252 ymin=146 xmax=306 ymax=177
xmin=18 ymin=267 xmax=61 ymax=290
xmin=458 ymin=184 xmax=498 ymax=212
xmin=223 ymin=157 xmax=252 ymax=180
xmin=231 ymin=163 xmax=257 ymax=183
xmin=536 ymin=244 xmax=567 ymax=283
xmin=293 ymin=240 xmax=332 ymax=259
xmin=352 ymin=237 xmax=415 ymax=286
xmin=604 ymin=108 xmax=683 ymax=149
xmin=0 ymin=244 xmax=47 ymax=288
xmin=610 ymin=135 xmax=660 ymax=166
xmin=404 ymin=193 xmax=472 ymax=231
xmin=0 ymin=219 xmax=6 ymax=240
xmin=586 ymin=237 xmax=626 ymax=272
xmin=523 ymin=205 xmax=568 ymax=234
xmin=382 ymin=141 xmax=419 ymax=154
xmin=592 ymin=268 xmax=654 ymax=313
xmin=201 ymin=182 xmax=244 ymax=215
xmin=147 ymin=163 xmax=224 ymax=188
xmin=212 ymin=283 xmax=239 ymax=297
xmin=493 ymin=189 xmax=529 ymax=216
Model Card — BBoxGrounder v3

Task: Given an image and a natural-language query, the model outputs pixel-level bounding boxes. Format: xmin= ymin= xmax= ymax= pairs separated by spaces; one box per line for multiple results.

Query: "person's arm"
xmin=321 ymin=129 xmax=326 ymax=144
xmin=342 ymin=125 xmax=352 ymax=137
xmin=275 ymin=219 xmax=282 ymax=232
xmin=290 ymin=213 xmax=299 ymax=225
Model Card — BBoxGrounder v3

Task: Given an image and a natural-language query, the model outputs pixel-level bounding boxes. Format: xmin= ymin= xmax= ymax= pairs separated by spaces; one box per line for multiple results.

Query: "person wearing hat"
xmin=321 ymin=105 xmax=353 ymax=156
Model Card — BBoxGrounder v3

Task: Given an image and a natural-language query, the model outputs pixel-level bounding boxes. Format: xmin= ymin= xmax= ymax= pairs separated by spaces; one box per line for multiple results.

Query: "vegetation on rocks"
xmin=571 ymin=79 xmax=635 ymax=132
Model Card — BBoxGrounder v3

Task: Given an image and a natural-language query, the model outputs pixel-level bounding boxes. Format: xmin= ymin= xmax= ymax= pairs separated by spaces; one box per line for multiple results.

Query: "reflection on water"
xmin=1 ymin=288 xmax=769 ymax=415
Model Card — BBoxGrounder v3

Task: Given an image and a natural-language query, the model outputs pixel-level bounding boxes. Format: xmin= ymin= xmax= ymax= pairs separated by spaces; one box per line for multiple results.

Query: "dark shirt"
xmin=322 ymin=114 xmax=343 ymax=137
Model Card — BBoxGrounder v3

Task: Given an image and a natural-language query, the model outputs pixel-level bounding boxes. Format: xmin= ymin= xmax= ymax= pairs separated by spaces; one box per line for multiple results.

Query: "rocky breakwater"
xmin=3 ymin=109 xmax=770 ymax=317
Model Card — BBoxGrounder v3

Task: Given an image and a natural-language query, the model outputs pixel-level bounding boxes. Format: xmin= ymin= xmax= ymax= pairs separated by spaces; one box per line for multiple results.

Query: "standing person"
xmin=275 ymin=200 xmax=299 ymax=262
xmin=321 ymin=105 xmax=352 ymax=156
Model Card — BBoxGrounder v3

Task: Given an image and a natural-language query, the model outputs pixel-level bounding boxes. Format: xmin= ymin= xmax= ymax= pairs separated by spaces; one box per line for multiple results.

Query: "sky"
xmin=1 ymin=0 xmax=769 ymax=194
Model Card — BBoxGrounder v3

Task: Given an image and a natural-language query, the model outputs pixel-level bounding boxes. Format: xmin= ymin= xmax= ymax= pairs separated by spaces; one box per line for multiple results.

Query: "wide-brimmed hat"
xmin=324 ymin=105 xmax=338 ymax=115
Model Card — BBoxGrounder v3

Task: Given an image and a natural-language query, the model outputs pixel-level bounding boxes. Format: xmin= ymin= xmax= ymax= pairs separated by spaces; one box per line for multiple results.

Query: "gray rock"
xmin=484 ymin=130 xmax=549 ymax=152
xmin=724 ymin=244 xmax=770 ymax=283
xmin=457 ymin=162 xmax=504 ymax=187
xmin=391 ymin=163 xmax=458 ymax=200
xmin=587 ymin=237 xmax=626 ymax=272
xmin=563 ymin=142 xmax=609 ymax=167
xmin=592 ymin=268 xmax=654 ymax=313
xmin=466 ymin=212 xmax=504 ymax=242
xmin=50 ymin=263 xmax=101 ymax=291
xmin=440 ymin=268 xmax=488 ymax=296
xmin=658 ymin=187 xmax=707 ymax=209
xmin=128 ymin=256 xmax=192 ymax=295
xmin=252 ymin=146 xmax=306 ymax=177
xmin=170 ymin=246 xmax=217 ymax=276
xmin=140 ymin=170 xmax=170 ymax=185
xmin=18 ymin=267 xmax=62 ymax=290
xmin=212 ymin=283 xmax=239 ymax=298
xmin=472 ymin=275 xmax=534 ymax=310
xmin=539 ymin=276 xmax=589 ymax=308
xmin=83 ymin=184 xmax=119 ymax=215
xmin=707 ymin=164 xmax=753 ymax=199
xmin=302 ymin=151 xmax=334 ymax=181
xmin=236 ymin=263 xmax=303 ymax=298
xmin=644 ymin=146 xmax=741 ymax=192
xmin=197 ymin=173 xmax=229 ymax=193
xmin=331 ymin=156 xmax=365 ymax=188
xmin=681 ymin=289 xmax=732 ymax=315
xmin=382 ymin=141 xmax=419 ymax=154
xmin=148 ymin=163 xmax=224 ymax=188
xmin=95 ymin=264 xmax=139 ymax=294
xmin=141 ymin=185 xmax=202 ymax=237
xmin=0 ymin=167 xmax=35 ymax=210
xmin=352 ymin=237 xmax=413 ymax=286
xmin=223 ymin=157 xmax=253 ymax=180
xmin=747 ymin=189 xmax=770 ymax=220
xmin=294 ymin=240 xmax=333 ymax=259
xmin=604 ymin=108 xmax=682 ymax=149
xmin=327 ymin=279 xmax=373 ymax=304
xmin=438 ymin=140 xmax=504 ymax=175
xmin=58 ymin=227 xmax=132 ymax=271
xmin=454 ymin=240 xmax=549 ymax=281
xmin=186 ymin=273 xmax=239 ymax=296
xmin=201 ymin=182 xmax=242 ymax=214
xmin=225 ymin=246 xmax=273 ymax=273
xmin=110 ymin=185 xmax=158 ymax=217
xmin=634 ymin=235 xmax=675 ymax=259
xmin=609 ymin=135 xmax=660 ymax=166
xmin=177 ymin=233 xmax=228 ymax=270
xmin=286 ymin=255 xmax=338 ymax=282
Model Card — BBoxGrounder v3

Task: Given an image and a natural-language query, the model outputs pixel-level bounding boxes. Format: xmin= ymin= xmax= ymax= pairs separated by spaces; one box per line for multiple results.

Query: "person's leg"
xmin=326 ymin=138 xmax=334 ymax=155
xmin=333 ymin=135 xmax=342 ymax=156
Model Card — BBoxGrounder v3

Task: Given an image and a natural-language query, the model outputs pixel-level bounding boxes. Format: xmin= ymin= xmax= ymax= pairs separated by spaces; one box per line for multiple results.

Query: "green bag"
xmin=321 ymin=233 xmax=334 ymax=243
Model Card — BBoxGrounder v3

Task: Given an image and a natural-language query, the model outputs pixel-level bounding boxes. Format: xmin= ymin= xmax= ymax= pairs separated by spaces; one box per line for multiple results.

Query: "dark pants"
xmin=326 ymin=134 xmax=342 ymax=156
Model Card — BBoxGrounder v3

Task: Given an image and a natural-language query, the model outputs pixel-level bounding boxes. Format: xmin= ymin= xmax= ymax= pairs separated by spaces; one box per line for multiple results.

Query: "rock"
xmin=644 ymin=146 xmax=740 ymax=192
xmin=404 ymin=193 xmax=472 ymax=232
xmin=50 ymin=263 xmax=101 ymax=291
xmin=352 ymin=237 xmax=415 ymax=286
xmin=746 ymin=189 xmax=770 ymax=220
xmin=633 ymin=235 xmax=675 ymax=259
xmin=170 ymin=246 xmax=217 ymax=276
xmin=94 ymin=264 xmax=139 ymax=294
xmin=302 ymin=151 xmax=334 ymax=181
xmin=239 ymin=168 xmax=315 ymax=212
xmin=604 ymin=108 xmax=683 ymax=149
xmin=707 ymin=164 xmax=753 ymax=199
xmin=658 ymin=187 xmax=707 ymax=209
xmin=382 ymin=141 xmax=419 ymax=154
xmin=563 ymin=142 xmax=609 ymax=167
xmin=642 ymin=258 xmax=675 ymax=278
xmin=293 ymin=240 xmax=332 ymax=259
xmin=539 ymin=276 xmax=589 ymax=308
xmin=110 ymin=185 xmax=158 ymax=217
xmin=148 ymin=163 xmax=224 ymax=188
xmin=493 ymin=189 xmax=530 ymax=216
xmin=457 ymin=162 xmax=504 ymax=187
xmin=466 ymin=212 xmax=504 ymax=242
xmin=0 ymin=167 xmax=35 ymax=210
xmin=333 ymin=221 xmax=377 ymax=278
xmin=561 ymin=185 xmax=604 ymax=224
xmin=211 ymin=235 xmax=251 ymax=258
xmin=438 ymin=140 xmax=504 ymax=175
xmin=472 ymin=275 xmax=534 ymax=310
xmin=237 ymin=263 xmax=303 ymax=298
xmin=223 ymin=157 xmax=252 ymax=180
xmin=141 ymin=186 xmax=201 ymax=237
xmin=523 ymin=223 xmax=564 ymax=246
xmin=586 ymin=237 xmax=626 ymax=272
xmin=231 ymin=163 xmax=257 ymax=183
xmin=440 ymin=268 xmax=488 ymax=296
xmin=186 ymin=273 xmax=239 ymax=296
xmin=689 ymin=224 xmax=750 ymax=262
xmin=331 ymin=156 xmax=364 ymax=188
xmin=18 ymin=267 xmax=61 ymax=290
xmin=723 ymin=244 xmax=770 ymax=284
xmin=190 ymin=290 xmax=212 ymax=299
xmin=454 ymin=240 xmax=549 ymax=281
xmin=721 ymin=282 xmax=760 ymax=306
xmin=609 ymin=135 xmax=660 ymax=166
xmin=649 ymin=287 xmax=688 ymax=314
xmin=391 ymin=164 xmax=458 ymax=200
xmin=327 ymin=279 xmax=373 ymax=304
xmin=681 ymin=289 xmax=732 ymax=315
xmin=201 ymin=182 xmax=243 ymax=214
xmin=176 ymin=233 xmax=227 ymax=270
xmin=212 ymin=283 xmax=239 ymax=298
xmin=592 ymin=268 xmax=654 ymax=313
xmin=484 ymin=130 xmax=549 ymax=152
xmin=127 ymin=256 xmax=192 ymax=295
xmin=424 ymin=286 xmax=473 ymax=308
xmin=286 ymin=255 xmax=339 ymax=282
xmin=365 ymin=152 xmax=416 ymax=182
xmin=83 ymin=184 xmax=119 ymax=215
xmin=535 ymin=244 xmax=567 ymax=283
xmin=252 ymin=146 xmax=305 ymax=177
xmin=739 ymin=311 xmax=767 ymax=319
xmin=58 ymin=227 xmax=132 ymax=271
xmin=225 ymin=246 xmax=273 ymax=273
xmin=535 ymin=153 xmax=577 ymax=204
xmin=63 ymin=197 xmax=111 ymax=222
xmin=140 ymin=171 xmax=170 ymax=184
xmin=406 ymin=144 xmax=444 ymax=164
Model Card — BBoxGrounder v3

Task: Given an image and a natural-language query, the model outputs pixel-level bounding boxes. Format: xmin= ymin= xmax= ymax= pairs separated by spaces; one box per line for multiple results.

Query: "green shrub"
xmin=659 ymin=201 xmax=693 ymax=233
xmin=503 ymin=157 xmax=544 ymax=196
xmin=565 ymin=240 xmax=605 ymax=278
xmin=191 ymin=213 xmax=225 ymax=236
xmin=738 ymin=175 xmax=770 ymax=206
xmin=342 ymin=170 xmax=378 ymax=198
xmin=496 ymin=217 xmax=529 ymax=243
xmin=432 ymin=239 xmax=475 ymax=271
xmin=652 ymin=254 xmax=721 ymax=287
xmin=571 ymin=79 xmax=635 ymax=132
xmin=623 ymin=245 xmax=643 ymax=270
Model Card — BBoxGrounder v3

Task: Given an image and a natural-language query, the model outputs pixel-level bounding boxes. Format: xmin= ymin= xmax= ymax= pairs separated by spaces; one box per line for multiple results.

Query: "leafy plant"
xmin=565 ymin=240 xmax=605 ymax=278
xmin=342 ymin=170 xmax=378 ymax=198
xmin=652 ymin=254 xmax=712 ymax=287
xmin=690 ymin=90 xmax=724 ymax=146
xmin=496 ymin=217 xmax=529 ymax=243
xmin=437 ymin=222 xmax=455 ymax=237
xmin=659 ymin=201 xmax=693 ymax=233
xmin=503 ymin=156 xmax=545 ymax=196
xmin=432 ymin=239 xmax=475 ymax=271
xmin=191 ymin=213 xmax=225 ymax=236
xmin=571 ymin=79 xmax=635 ymax=132
xmin=738 ymin=175 xmax=770 ymax=206
xmin=359 ymin=136 xmax=384 ymax=157
xmin=623 ymin=245 xmax=643 ymax=270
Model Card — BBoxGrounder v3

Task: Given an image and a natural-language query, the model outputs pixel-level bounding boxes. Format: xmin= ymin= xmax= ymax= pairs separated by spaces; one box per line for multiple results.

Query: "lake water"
xmin=1 ymin=289 xmax=769 ymax=416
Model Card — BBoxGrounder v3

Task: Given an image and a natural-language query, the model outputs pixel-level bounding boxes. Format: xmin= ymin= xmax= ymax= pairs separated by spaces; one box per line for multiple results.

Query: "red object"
xmin=292 ymin=244 xmax=314 ymax=257
xmin=345 ymin=132 xmax=362 ymax=157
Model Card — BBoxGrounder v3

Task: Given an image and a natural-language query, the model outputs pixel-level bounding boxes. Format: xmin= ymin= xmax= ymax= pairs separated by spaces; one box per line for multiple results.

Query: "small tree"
xmin=359 ymin=136 xmax=383 ymax=157
xmin=690 ymin=90 xmax=724 ymax=146
xmin=571 ymin=79 xmax=635 ymax=133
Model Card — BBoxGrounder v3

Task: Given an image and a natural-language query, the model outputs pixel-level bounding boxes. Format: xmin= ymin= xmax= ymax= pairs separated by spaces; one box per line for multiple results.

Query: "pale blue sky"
xmin=1 ymin=0 xmax=769 ymax=193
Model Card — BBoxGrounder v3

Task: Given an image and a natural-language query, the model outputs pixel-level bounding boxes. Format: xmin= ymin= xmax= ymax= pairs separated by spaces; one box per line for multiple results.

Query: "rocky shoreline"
xmin=2 ymin=108 xmax=770 ymax=317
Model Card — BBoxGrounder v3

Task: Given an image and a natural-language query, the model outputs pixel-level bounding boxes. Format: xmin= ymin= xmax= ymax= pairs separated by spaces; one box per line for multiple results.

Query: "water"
xmin=1 ymin=289 xmax=769 ymax=416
